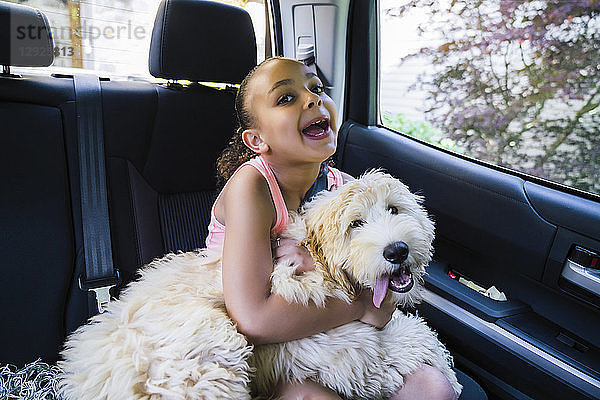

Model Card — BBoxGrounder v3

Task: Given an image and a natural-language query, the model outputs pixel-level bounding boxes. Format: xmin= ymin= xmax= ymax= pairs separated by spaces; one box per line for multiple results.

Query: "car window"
xmin=379 ymin=0 xmax=600 ymax=196
xmin=8 ymin=0 xmax=267 ymax=79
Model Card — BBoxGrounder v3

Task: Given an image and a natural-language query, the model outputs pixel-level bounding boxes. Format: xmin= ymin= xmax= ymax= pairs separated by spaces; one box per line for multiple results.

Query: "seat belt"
xmin=297 ymin=43 xmax=332 ymax=90
xmin=73 ymin=74 xmax=120 ymax=315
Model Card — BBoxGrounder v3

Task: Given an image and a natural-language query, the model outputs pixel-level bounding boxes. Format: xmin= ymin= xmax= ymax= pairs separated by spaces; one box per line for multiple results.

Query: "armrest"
xmin=424 ymin=261 xmax=530 ymax=322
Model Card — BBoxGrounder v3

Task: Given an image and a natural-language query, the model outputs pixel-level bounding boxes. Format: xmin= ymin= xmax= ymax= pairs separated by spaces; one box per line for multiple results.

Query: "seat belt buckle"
xmin=89 ymin=286 xmax=113 ymax=314
xmin=79 ymin=270 xmax=121 ymax=314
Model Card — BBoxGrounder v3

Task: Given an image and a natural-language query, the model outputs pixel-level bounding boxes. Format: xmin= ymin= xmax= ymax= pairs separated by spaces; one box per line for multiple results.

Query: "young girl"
xmin=206 ymin=56 xmax=457 ymax=400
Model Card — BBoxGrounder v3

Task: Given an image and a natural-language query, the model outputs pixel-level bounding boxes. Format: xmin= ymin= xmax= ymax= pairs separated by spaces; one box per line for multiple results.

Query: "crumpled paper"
xmin=458 ymin=277 xmax=508 ymax=301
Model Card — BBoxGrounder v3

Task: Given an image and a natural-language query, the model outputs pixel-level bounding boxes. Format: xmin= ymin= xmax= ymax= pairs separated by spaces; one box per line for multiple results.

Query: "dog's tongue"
xmin=373 ymin=275 xmax=390 ymax=308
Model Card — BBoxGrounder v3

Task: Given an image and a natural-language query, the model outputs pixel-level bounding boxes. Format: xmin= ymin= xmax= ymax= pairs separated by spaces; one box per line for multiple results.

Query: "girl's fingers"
xmin=271 ymin=238 xmax=317 ymax=274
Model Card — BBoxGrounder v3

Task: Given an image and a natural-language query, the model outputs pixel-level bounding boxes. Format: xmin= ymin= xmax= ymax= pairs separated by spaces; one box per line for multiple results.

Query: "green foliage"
xmin=387 ymin=0 xmax=600 ymax=195
xmin=382 ymin=112 xmax=465 ymax=154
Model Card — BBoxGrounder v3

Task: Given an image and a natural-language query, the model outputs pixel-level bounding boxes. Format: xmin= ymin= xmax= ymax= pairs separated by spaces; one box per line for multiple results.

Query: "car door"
xmin=332 ymin=1 xmax=600 ymax=399
xmin=273 ymin=0 xmax=600 ymax=398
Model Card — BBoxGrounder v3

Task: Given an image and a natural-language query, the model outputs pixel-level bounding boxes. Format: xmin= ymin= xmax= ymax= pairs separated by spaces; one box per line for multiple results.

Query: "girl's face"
xmin=246 ymin=58 xmax=338 ymax=165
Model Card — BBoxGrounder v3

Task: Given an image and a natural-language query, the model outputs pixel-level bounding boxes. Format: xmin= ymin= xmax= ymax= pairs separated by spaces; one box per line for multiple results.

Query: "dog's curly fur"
xmin=58 ymin=170 xmax=462 ymax=400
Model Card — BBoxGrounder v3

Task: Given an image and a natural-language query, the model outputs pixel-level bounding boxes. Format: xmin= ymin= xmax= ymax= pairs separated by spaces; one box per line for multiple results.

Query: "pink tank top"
xmin=205 ymin=155 xmax=344 ymax=252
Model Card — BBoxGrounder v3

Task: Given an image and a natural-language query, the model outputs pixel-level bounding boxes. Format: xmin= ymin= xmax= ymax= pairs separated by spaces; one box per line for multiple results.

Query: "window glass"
xmin=379 ymin=0 xmax=600 ymax=196
xmin=9 ymin=0 xmax=266 ymax=79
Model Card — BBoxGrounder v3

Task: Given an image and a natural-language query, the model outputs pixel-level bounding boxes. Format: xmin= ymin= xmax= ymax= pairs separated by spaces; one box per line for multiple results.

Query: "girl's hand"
xmin=272 ymin=237 xmax=316 ymax=274
xmin=272 ymin=238 xmax=395 ymax=328
xmin=356 ymin=289 xmax=396 ymax=329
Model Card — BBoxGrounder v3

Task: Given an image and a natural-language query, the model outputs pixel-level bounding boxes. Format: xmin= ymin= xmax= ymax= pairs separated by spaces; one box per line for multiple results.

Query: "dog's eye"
xmin=388 ymin=206 xmax=398 ymax=215
xmin=350 ymin=220 xmax=364 ymax=229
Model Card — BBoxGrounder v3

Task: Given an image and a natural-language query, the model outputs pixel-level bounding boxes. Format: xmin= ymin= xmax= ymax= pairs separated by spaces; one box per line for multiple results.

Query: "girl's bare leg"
xmin=389 ymin=364 xmax=457 ymax=400
xmin=276 ymin=380 xmax=342 ymax=400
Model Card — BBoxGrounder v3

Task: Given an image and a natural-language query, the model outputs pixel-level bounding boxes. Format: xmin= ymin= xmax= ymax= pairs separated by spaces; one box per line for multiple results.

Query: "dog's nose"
xmin=383 ymin=241 xmax=409 ymax=264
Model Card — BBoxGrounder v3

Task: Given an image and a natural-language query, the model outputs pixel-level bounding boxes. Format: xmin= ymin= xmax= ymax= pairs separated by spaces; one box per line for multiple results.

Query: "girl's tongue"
xmin=301 ymin=119 xmax=329 ymax=137
xmin=303 ymin=124 xmax=325 ymax=136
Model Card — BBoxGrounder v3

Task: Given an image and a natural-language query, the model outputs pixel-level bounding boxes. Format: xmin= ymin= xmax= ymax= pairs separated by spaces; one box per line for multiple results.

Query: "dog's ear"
xmin=301 ymin=230 xmax=357 ymax=300
xmin=324 ymin=262 xmax=357 ymax=301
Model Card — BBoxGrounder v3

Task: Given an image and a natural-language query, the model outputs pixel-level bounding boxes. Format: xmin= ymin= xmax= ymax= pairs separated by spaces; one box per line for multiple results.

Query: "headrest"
xmin=0 ymin=1 xmax=54 ymax=67
xmin=149 ymin=0 xmax=256 ymax=83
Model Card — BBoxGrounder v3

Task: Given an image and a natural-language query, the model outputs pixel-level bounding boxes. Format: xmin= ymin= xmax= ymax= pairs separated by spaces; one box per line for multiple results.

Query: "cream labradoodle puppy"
xmin=58 ymin=170 xmax=461 ymax=400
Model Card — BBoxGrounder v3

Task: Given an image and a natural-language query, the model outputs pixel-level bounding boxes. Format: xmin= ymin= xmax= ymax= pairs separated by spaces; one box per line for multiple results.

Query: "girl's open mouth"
xmin=301 ymin=117 xmax=331 ymax=139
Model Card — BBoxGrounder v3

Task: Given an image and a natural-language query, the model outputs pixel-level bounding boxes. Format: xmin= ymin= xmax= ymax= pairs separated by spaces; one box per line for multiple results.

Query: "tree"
xmin=390 ymin=0 xmax=600 ymax=194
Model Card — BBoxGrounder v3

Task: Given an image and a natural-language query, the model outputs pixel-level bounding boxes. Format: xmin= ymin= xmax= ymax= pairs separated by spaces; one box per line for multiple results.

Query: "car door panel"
xmin=337 ymin=121 xmax=600 ymax=399
xmin=338 ymin=123 xmax=557 ymax=281
xmin=421 ymin=292 xmax=600 ymax=400
xmin=525 ymin=182 xmax=600 ymax=240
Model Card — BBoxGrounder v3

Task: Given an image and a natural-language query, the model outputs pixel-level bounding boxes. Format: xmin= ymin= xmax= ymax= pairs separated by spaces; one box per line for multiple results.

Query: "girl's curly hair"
xmin=216 ymin=57 xmax=291 ymax=189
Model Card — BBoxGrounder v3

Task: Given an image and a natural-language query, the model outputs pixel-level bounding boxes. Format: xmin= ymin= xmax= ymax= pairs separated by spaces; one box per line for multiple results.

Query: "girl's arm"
xmin=221 ymin=166 xmax=393 ymax=345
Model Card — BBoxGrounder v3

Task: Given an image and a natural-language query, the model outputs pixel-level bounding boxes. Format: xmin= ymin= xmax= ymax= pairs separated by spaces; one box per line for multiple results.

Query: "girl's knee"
xmin=276 ymin=380 xmax=342 ymax=400
xmin=392 ymin=364 xmax=457 ymax=400
xmin=413 ymin=365 xmax=456 ymax=399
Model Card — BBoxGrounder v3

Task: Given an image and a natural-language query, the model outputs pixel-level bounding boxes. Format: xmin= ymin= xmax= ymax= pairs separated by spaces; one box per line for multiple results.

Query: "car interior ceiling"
xmin=2 ymin=1 xmax=599 ymax=399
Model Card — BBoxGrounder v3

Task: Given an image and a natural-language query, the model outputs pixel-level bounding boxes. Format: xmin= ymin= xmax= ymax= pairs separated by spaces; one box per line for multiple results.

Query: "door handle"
xmin=561 ymin=246 xmax=600 ymax=295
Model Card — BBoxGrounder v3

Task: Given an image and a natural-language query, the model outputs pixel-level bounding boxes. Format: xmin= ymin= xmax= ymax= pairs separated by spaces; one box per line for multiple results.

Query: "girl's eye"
xmin=277 ymin=94 xmax=294 ymax=105
xmin=350 ymin=220 xmax=364 ymax=229
xmin=388 ymin=206 xmax=398 ymax=215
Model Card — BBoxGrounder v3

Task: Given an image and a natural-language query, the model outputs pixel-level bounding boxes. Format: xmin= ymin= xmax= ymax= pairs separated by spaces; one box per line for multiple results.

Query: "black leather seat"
xmin=0 ymin=0 xmax=257 ymax=365
xmin=0 ymin=1 xmax=88 ymax=365
xmin=103 ymin=0 xmax=257 ymax=291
